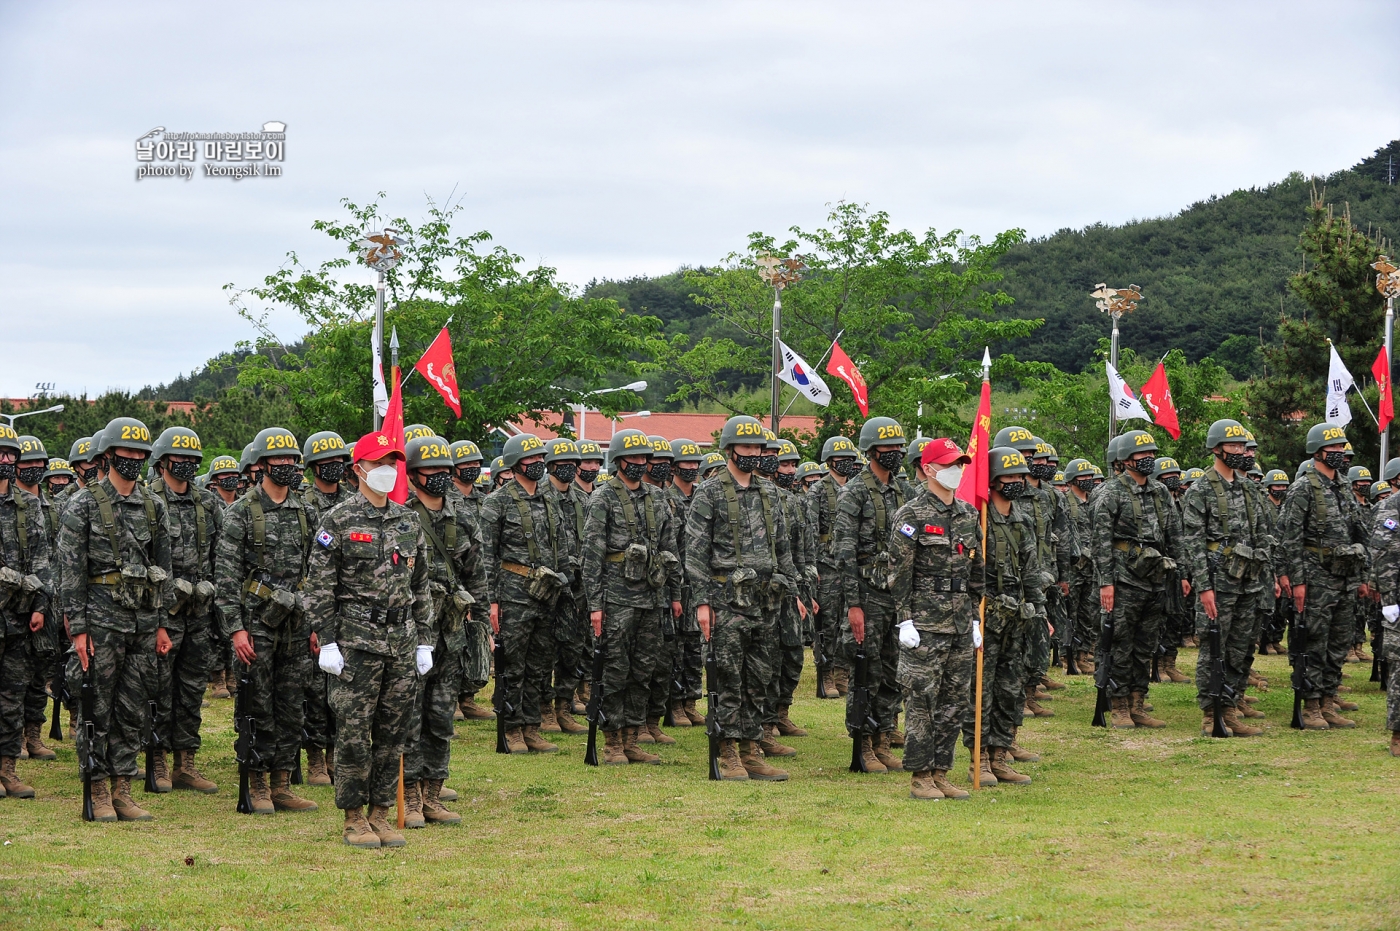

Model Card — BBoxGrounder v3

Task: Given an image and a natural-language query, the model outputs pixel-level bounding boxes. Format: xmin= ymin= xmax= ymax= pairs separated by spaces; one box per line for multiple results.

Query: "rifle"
xmin=493 ymin=637 xmax=510 ymax=754
xmin=291 ymin=698 xmax=309 ymax=785
xmin=583 ymin=634 xmax=606 ymax=766
xmin=80 ymin=652 xmax=97 ymax=822
xmin=663 ymin=644 xmax=683 ymax=728
xmin=1091 ymin=613 xmax=1116 ymax=727
xmin=234 ymin=660 xmax=260 ymax=814
xmin=704 ymin=634 xmax=721 ymax=781
xmin=1289 ymin=606 xmax=1309 ymax=730
xmin=847 ymin=646 xmax=878 ymax=772
xmin=143 ymin=698 xmax=162 ymax=793
xmin=1205 ymin=616 xmax=1232 ymax=737
xmin=812 ymin=618 xmax=829 ymax=698
xmin=1064 ymin=612 xmax=1081 ymax=675
xmin=1371 ymin=604 xmax=1385 ymax=684
xmin=49 ymin=640 xmax=69 ymax=741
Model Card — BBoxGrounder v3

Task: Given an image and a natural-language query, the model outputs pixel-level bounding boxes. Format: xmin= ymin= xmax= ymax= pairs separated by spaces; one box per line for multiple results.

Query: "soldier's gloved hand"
xmin=897 ymin=619 xmax=920 ymax=648
xmin=415 ymin=645 xmax=434 ymax=675
xmin=1383 ymin=605 xmax=1400 ymax=623
xmin=971 ymin=622 xmax=983 ymax=651
xmin=318 ymin=642 xmax=345 ymax=676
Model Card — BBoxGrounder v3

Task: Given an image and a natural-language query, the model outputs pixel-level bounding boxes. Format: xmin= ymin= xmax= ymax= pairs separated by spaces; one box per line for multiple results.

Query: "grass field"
xmin=3 ymin=649 xmax=1400 ymax=931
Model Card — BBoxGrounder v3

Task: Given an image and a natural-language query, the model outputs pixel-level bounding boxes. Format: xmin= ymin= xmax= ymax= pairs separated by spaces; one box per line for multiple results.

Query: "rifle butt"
xmin=49 ymin=698 xmax=64 ymax=741
xmin=584 ymin=724 xmax=599 ymax=767
xmin=1290 ymin=693 xmax=1304 ymax=730
xmin=237 ymin=768 xmax=253 ymax=815
xmin=82 ymin=778 xmax=94 ymax=822
xmin=1211 ymin=702 xmax=1229 ymax=738
xmin=1091 ymin=688 xmax=1108 ymax=727
xmin=849 ymin=732 xmax=865 ymax=773
xmin=495 ymin=714 xmax=508 ymax=754
xmin=144 ymin=750 xmax=158 ymax=794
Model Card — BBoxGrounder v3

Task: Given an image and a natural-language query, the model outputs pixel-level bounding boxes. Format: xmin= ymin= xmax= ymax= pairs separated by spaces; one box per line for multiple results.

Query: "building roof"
xmin=501 ymin=411 xmax=821 ymax=450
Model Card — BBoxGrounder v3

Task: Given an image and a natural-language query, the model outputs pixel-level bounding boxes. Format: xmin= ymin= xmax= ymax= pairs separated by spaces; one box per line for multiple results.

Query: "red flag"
xmin=1139 ymin=362 xmax=1181 ymax=440
xmin=826 ymin=341 xmax=869 ymax=416
xmin=414 ymin=326 xmax=462 ymax=418
xmin=1374 ymin=346 xmax=1394 ymax=432
xmin=381 ymin=365 xmax=409 ymax=504
xmin=956 ymin=379 xmax=992 ymax=509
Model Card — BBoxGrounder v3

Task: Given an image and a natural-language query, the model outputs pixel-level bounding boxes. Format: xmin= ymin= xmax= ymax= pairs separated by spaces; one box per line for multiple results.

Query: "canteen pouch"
xmin=444 ymin=588 xmax=473 ymax=634
xmin=729 ymin=567 xmax=760 ymax=610
xmin=862 ymin=553 xmax=893 ymax=592
xmin=117 ymin=564 xmax=149 ymax=610
xmin=14 ymin=573 xmax=43 ymax=614
xmin=192 ymin=580 xmax=216 ymax=615
xmin=168 ymin=577 xmax=194 ymax=616
xmin=763 ymin=572 xmax=795 ymax=612
xmin=262 ymin=587 xmax=298 ymax=629
xmin=0 ymin=566 xmax=20 ymax=613
xmin=1020 ymin=601 xmax=1037 ymax=622
xmin=1127 ymin=545 xmax=1166 ymax=582
xmin=527 ymin=566 xmax=568 ymax=607
xmin=623 ymin=542 xmax=651 ymax=583
xmin=648 ymin=549 xmax=679 ymax=590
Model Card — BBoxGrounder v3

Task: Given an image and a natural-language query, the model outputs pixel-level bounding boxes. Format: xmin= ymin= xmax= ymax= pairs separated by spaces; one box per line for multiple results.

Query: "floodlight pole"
xmin=1092 ymin=283 xmax=1141 ymax=464
xmin=374 ymin=271 xmax=386 ymax=430
xmin=771 ymin=287 xmax=782 ymax=433
xmin=757 ymin=254 xmax=804 ymax=434
xmin=1385 ymin=294 xmax=1394 ymax=469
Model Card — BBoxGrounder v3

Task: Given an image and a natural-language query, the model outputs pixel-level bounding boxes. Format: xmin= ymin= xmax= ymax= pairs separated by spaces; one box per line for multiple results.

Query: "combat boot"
xmin=646 ymin=718 xmax=677 ymax=745
xmin=304 ymin=747 xmax=331 ymax=786
xmin=1008 ymin=728 xmax=1040 ymax=763
xmin=760 ymin=725 xmax=796 ymax=758
xmin=683 ymin=700 xmax=707 ymax=727
xmin=1240 ymin=702 xmax=1266 ymax=719
xmin=504 ymin=727 xmax=528 ymax=754
xmin=575 ymin=681 xmax=591 ymax=714
xmin=668 ymin=701 xmax=692 ymax=727
xmin=421 ymin=780 xmax=461 ymax=825
xmin=739 ymin=739 xmax=788 ymax=781
xmin=212 ymin=671 xmax=231 ymax=700
xmin=326 ymin=747 xmax=335 ymax=780
xmin=1041 ymin=674 xmax=1065 ymax=691
xmin=1075 ymin=651 xmax=1096 ymax=674
xmin=453 ymin=703 xmax=465 ymax=721
xmin=602 ymin=729 xmax=628 ymax=765
xmin=1163 ymin=660 xmax=1190 ymax=683
xmin=1025 ymin=685 xmax=1054 ymax=718
xmin=1391 ymin=731 xmax=1400 ymax=757
xmin=873 ymin=732 xmax=903 ymax=771
xmin=539 ymin=700 xmax=561 ymax=733
xmin=88 ymin=775 xmax=117 ymax=821
xmin=820 ymin=669 xmax=838 ymax=697
xmin=857 ymin=735 xmax=887 ymax=773
xmin=1202 ymin=710 xmax=1231 ymax=737
xmin=0 ymin=756 xmax=35 ymax=798
xmin=1222 ymin=707 xmax=1262 ymax=737
xmin=970 ymin=748 xmax=997 ymax=787
xmin=933 ymin=770 xmax=970 ymax=799
xmin=172 ymin=750 xmax=218 ymax=793
xmin=248 ymin=770 xmax=275 ymax=814
xmin=834 ymin=666 xmax=850 ymax=696
xmin=24 ymin=722 xmax=57 ymax=761
xmin=111 ymin=776 xmax=152 ymax=820
xmin=990 ymin=748 xmax=1032 ymax=785
xmin=717 ymin=739 xmax=748 ymax=780
xmin=910 ymin=770 xmax=943 ymax=800
xmin=1032 ymin=685 xmax=1054 ymax=701
xmin=555 ymin=699 xmax=587 ymax=734
xmin=522 ymin=725 xmax=559 ymax=753
xmin=1337 ymin=683 xmax=1354 ymax=693
xmin=401 ymin=779 xmax=425 ymax=828
xmin=148 ymin=751 xmax=172 ymax=793
xmin=367 ymin=804 xmax=406 ymax=847
xmin=1321 ymin=698 xmax=1356 ymax=728
xmin=623 ymin=726 xmax=660 ymax=764
xmin=889 ymin=727 xmax=906 ymax=748
xmin=636 ymin=723 xmax=655 ymax=744
xmin=271 ymin=770 xmax=318 ymax=812
xmin=343 ymin=807 xmax=380 ymax=848
xmin=68 ymin=707 xmax=77 ymax=740
xmin=1300 ymin=698 xmax=1328 ymax=730
xmin=775 ymin=704 xmax=807 ymax=737
xmin=1130 ymin=692 xmax=1166 ymax=728
xmin=458 ymin=696 xmax=495 ymax=720
xmin=438 ymin=785 xmax=458 ymax=802
xmin=1110 ymin=695 xmax=1135 ymax=728
xmin=1336 ymin=696 xmax=1360 ymax=712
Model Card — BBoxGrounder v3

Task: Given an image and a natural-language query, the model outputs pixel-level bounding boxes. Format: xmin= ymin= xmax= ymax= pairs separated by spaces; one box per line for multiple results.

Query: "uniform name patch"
xmin=316 ymin=530 xmax=334 ymax=548
xmin=899 ymin=523 xmax=916 ymax=538
xmin=349 ymin=532 xmax=374 ymax=543
xmin=1386 ymin=518 xmax=1398 ymax=531
xmin=924 ymin=524 xmax=944 ymax=535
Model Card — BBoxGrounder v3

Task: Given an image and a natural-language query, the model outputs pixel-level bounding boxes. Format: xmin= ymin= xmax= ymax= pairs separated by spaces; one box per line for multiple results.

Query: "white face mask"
xmin=935 ymin=465 xmax=964 ymax=491
xmin=362 ymin=464 xmax=398 ymax=495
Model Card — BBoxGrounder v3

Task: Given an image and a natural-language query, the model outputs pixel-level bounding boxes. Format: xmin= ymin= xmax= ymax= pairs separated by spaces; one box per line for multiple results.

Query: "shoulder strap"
xmin=88 ymin=484 xmax=124 ymax=571
xmin=610 ymin=479 xmax=642 ymax=540
xmin=717 ymin=469 xmax=745 ymax=558
xmin=248 ymin=492 xmax=268 ymax=569
xmin=756 ymin=481 xmax=777 ymax=565
xmin=505 ymin=483 xmax=542 ymax=565
xmin=861 ymin=469 xmax=892 ymax=553
xmin=411 ymin=498 xmax=457 ymax=586
xmin=12 ymin=489 xmax=28 ymax=566
xmin=1305 ymin=469 xmax=1328 ymax=529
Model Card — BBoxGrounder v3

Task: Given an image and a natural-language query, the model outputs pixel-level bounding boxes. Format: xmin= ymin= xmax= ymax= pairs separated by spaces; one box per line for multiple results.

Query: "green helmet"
xmin=1245 ymin=431 xmax=1258 ymax=450
xmin=820 ymin=436 xmax=858 ymax=461
xmin=207 ymin=455 xmax=240 ymax=478
xmin=68 ymin=436 xmax=97 ymax=464
xmin=1344 ymin=441 xmax=1355 ymax=458
xmin=1305 ymin=422 xmax=1348 ymax=454
xmin=404 ymin=424 xmax=436 ymax=443
xmin=1372 ymin=480 xmax=1391 ymax=500
xmin=250 ymin=427 xmax=301 ymax=463
xmin=1063 ymin=458 xmax=1098 ymax=483
xmin=1106 ymin=434 xmax=1124 ymax=464
xmin=451 ymin=440 xmax=484 ymax=464
xmin=702 ymin=451 xmax=727 ymax=474
xmin=1119 ymin=429 xmax=1159 ymax=458
xmin=649 ymin=436 xmax=675 ymax=460
xmin=544 ymin=438 xmax=581 ymax=464
xmin=1182 ymin=467 xmax=1206 ymax=485
xmin=992 ymin=426 xmax=1037 ymax=454
xmin=1205 ymin=418 xmax=1250 ymax=449
xmin=775 ymin=438 xmax=801 ymax=463
xmin=905 ymin=437 xmax=932 ymax=470
xmin=796 ymin=461 xmax=825 ymax=483
xmin=492 ymin=455 xmax=508 ymax=472
xmin=239 ymin=443 xmax=256 ymax=473
xmin=501 ymin=433 xmax=546 ymax=469
xmin=303 ymin=431 xmax=349 ymax=465
xmin=608 ymin=428 xmax=653 ymax=466
xmin=988 ymin=446 xmax=1031 ymax=479
xmin=671 ymin=438 xmax=705 ymax=464
xmin=1264 ymin=468 xmax=1290 ymax=487
xmin=1385 ymin=458 xmax=1400 ymax=482
xmin=1042 ymin=441 xmax=1060 ymax=464
xmin=16 ymin=435 xmax=47 ymax=463
xmin=1247 ymin=467 xmax=1263 ymax=479
xmin=1152 ymin=456 xmax=1181 ymax=479
xmin=719 ymin=416 xmax=767 ymax=450
xmin=152 ymin=426 xmax=204 ymax=463
xmin=98 ymin=417 xmax=154 ymax=454
xmin=406 ymin=435 xmax=453 ymax=470
xmin=576 ymin=440 xmax=605 ymax=462
xmin=858 ymin=417 xmax=905 ymax=452
xmin=1348 ymin=465 xmax=1373 ymax=485
xmin=1296 ymin=459 xmax=1316 ymax=480
xmin=43 ymin=458 xmax=75 ymax=480
xmin=762 ymin=428 xmax=782 ymax=452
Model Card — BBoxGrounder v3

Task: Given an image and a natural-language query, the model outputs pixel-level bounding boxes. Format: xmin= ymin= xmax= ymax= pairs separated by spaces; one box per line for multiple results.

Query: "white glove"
xmin=318 ymin=642 xmax=345 ymax=677
xmin=415 ymin=644 xmax=434 ymax=676
xmin=972 ymin=622 xmax=984 ymax=651
xmin=897 ymin=619 xmax=920 ymax=649
xmin=1383 ymin=604 xmax=1400 ymax=623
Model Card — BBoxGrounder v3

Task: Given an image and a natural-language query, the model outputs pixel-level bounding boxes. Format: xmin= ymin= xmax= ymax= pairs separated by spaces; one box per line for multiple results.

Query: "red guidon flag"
xmin=382 ymin=365 xmax=409 ymax=504
xmin=956 ymin=377 xmax=992 ymax=510
xmin=826 ymin=340 xmax=869 ymax=416
xmin=414 ymin=326 xmax=462 ymax=418
xmin=1139 ymin=362 xmax=1181 ymax=440
xmin=1374 ymin=345 xmax=1394 ymax=432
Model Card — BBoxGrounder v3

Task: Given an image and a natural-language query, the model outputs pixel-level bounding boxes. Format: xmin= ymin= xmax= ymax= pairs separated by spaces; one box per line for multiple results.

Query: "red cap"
xmin=352 ymin=432 xmax=405 ymax=464
xmin=921 ymin=437 xmax=970 ymax=468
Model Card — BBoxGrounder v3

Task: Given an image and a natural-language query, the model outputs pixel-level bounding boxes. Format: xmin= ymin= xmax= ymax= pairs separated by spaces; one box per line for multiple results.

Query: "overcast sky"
xmin=1 ymin=1 xmax=1396 ymax=398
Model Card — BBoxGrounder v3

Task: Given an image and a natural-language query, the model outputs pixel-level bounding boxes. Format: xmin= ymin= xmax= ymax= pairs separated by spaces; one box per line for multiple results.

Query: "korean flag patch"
xmin=316 ymin=529 xmax=335 ymax=548
xmin=1386 ymin=518 xmax=1398 ymax=532
xmin=899 ymin=523 xmax=916 ymax=539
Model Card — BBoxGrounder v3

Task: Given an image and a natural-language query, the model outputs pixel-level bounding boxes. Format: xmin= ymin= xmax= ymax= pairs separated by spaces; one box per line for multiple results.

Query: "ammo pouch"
xmin=1224 ymin=542 xmax=1256 ymax=581
xmin=648 ymin=549 xmax=679 ymax=590
xmin=861 ymin=553 xmax=893 ymax=592
xmin=729 ymin=567 xmax=760 ymax=609
xmin=192 ymin=580 xmax=216 ymax=616
xmin=1126 ymin=545 xmax=1166 ymax=583
xmin=0 ymin=566 xmax=20 ymax=613
xmin=527 ymin=566 xmax=569 ymax=608
xmin=763 ymin=572 xmax=795 ymax=612
xmin=444 ymin=587 xmax=474 ymax=634
xmin=262 ymin=588 xmax=299 ymax=630
xmin=1330 ymin=543 xmax=1368 ymax=573
xmin=13 ymin=573 xmax=43 ymax=615
xmin=168 ymin=578 xmax=194 ymax=617
xmin=622 ymin=542 xmax=651 ymax=583
xmin=118 ymin=564 xmax=166 ymax=610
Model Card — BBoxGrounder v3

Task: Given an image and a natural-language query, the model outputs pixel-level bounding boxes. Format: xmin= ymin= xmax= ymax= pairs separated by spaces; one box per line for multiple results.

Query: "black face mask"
xmin=267 ymin=463 xmax=302 ymax=487
xmin=417 ymin=471 xmax=454 ymax=497
xmin=621 ymin=460 xmax=648 ymax=482
xmin=831 ymin=458 xmax=859 ymax=478
xmin=576 ymin=467 xmax=599 ymax=485
xmin=758 ymin=455 xmax=778 ymax=476
xmin=733 ymin=453 xmax=760 ymax=474
xmin=78 ymin=464 xmax=101 ymax=483
xmin=1028 ymin=462 xmax=1057 ymax=481
xmin=1268 ymin=487 xmax=1286 ymax=501
xmin=111 ymin=455 xmax=145 ymax=481
xmin=1321 ymin=450 xmax=1348 ymax=471
xmin=875 ymin=450 xmax=904 ymax=473
xmin=1161 ymin=475 xmax=1181 ymax=491
xmin=550 ymin=462 xmax=578 ymax=485
xmin=1130 ymin=456 xmax=1156 ymax=476
xmin=456 ymin=465 xmax=481 ymax=485
xmin=315 ymin=461 xmax=347 ymax=484
xmin=17 ymin=466 xmax=44 ymax=486
xmin=47 ymin=480 xmax=71 ymax=495
xmin=998 ymin=480 xmax=1026 ymax=500
xmin=1219 ymin=451 xmax=1251 ymax=471
xmin=774 ymin=471 xmax=795 ymax=488
xmin=0 ymin=462 xmax=16 ymax=482
xmin=1073 ymin=478 xmax=1096 ymax=493
xmin=648 ymin=462 xmax=672 ymax=484
xmin=674 ymin=466 xmax=699 ymax=484
xmin=217 ymin=475 xmax=240 ymax=490
xmin=520 ymin=461 xmax=547 ymax=483
xmin=167 ymin=461 xmax=199 ymax=483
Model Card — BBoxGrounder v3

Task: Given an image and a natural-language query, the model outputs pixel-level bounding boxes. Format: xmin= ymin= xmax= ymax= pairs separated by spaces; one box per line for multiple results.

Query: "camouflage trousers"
xmin=672 ymin=623 xmax=703 ymax=703
xmin=645 ymin=626 xmax=678 ymax=721
xmin=458 ymin=619 xmax=492 ymax=702
xmin=24 ymin=620 xmax=57 ymax=725
xmin=1021 ymin=602 xmax=1052 ymax=687
xmin=763 ymin=603 xmax=804 ymax=723
xmin=303 ymin=669 xmax=333 ymax=750
xmin=596 ymin=605 xmax=663 ymax=730
xmin=552 ymin=595 xmax=588 ymax=704
xmin=710 ymin=606 xmax=776 ymax=741
xmin=328 ymin=645 xmax=417 ymax=810
xmin=1192 ymin=589 xmax=1260 ymax=710
xmin=1098 ymin=583 xmax=1165 ymax=698
xmin=241 ymin=629 xmax=312 ymax=772
xmin=155 ymin=617 xmax=215 ymax=751
xmin=0 ymin=631 xmax=29 ymax=758
xmin=841 ymin=601 xmax=901 ymax=734
xmin=1068 ymin=569 xmax=1099 ymax=660
xmin=899 ymin=630 xmax=973 ymax=772
xmin=74 ymin=626 xmax=154 ymax=779
xmin=962 ymin=612 xmax=1025 ymax=751
xmin=1297 ymin=575 xmax=1355 ymax=699
xmin=497 ymin=599 xmax=555 ymax=729
xmin=813 ymin=575 xmax=846 ymax=676
xmin=405 ymin=633 xmax=462 ymax=783
xmin=1382 ymin=627 xmax=1400 ymax=731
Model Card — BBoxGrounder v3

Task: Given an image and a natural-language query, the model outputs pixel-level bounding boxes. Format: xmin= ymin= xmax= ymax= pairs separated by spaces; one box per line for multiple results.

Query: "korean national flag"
xmin=778 ymin=340 xmax=832 ymax=406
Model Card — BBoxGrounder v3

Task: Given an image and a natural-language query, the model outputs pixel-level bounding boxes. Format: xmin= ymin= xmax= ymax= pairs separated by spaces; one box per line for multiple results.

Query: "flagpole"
xmin=373 ymin=271 xmax=386 ymax=430
xmin=1384 ymin=295 xmax=1394 ymax=467
xmin=780 ymin=329 xmax=845 ymax=418
xmin=972 ymin=501 xmax=986 ymax=793
xmin=771 ymin=287 xmax=782 ymax=433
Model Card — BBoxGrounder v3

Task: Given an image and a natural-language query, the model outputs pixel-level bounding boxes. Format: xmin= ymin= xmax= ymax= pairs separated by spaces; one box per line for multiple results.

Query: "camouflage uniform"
xmin=448 ymin=485 xmax=491 ymax=706
xmin=1063 ymin=488 xmax=1098 ymax=662
xmin=1181 ymin=468 xmax=1272 ymax=711
xmin=305 ymin=494 xmax=432 ymax=811
xmin=300 ymin=483 xmax=352 ymax=753
xmin=685 ymin=470 xmax=797 ymax=740
xmin=667 ymin=482 xmax=702 ymax=705
xmin=58 ymin=478 xmax=169 ymax=779
xmin=22 ymin=490 xmax=60 ymax=738
xmin=811 ymin=473 xmax=848 ymax=685
xmin=214 ymin=486 xmax=311 ymax=773
xmin=547 ymin=479 xmax=590 ymax=707
xmin=1 ymin=485 xmax=53 ymax=762
xmin=1368 ymin=497 xmax=1400 ymax=730
xmin=1020 ymin=481 xmax=1071 ymax=689
xmin=764 ymin=483 xmax=815 ymax=726
xmin=834 ymin=469 xmax=907 ymax=734
xmin=581 ymin=478 xmax=680 ymax=729
xmin=1089 ymin=472 xmax=1185 ymax=698
xmin=889 ymin=492 xmax=981 ymax=772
